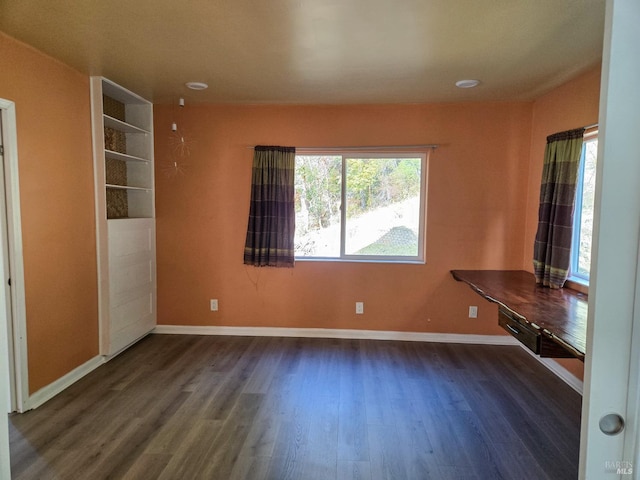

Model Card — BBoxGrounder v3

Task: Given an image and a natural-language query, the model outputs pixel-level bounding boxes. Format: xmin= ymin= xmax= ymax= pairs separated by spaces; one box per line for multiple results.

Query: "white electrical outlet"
xmin=210 ymin=299 xmax=219 ymax=311
xmin=468 ymin=306 xmax=478 ymax=318
xmin=356 ymin=302 xmax=364 ymax=314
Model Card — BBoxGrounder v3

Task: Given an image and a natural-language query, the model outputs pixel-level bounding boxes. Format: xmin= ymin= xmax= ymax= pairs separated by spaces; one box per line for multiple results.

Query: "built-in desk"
xmin=451 ymin=270 xmax=587 ymax=361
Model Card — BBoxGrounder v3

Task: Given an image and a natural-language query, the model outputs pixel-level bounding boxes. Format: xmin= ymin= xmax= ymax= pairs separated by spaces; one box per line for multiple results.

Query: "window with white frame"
xmin=570 ymin=134 xmax=598 ymax=283
xmin=294 ymin=152 xmax=427 ymax=262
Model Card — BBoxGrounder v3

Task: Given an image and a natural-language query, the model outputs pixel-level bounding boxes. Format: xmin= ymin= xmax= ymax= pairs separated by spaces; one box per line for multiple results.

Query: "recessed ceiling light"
xmin=185 ymin=82 xmax=208 ymax=90
xmin=455 ymin=79 xmax=480 ymax=89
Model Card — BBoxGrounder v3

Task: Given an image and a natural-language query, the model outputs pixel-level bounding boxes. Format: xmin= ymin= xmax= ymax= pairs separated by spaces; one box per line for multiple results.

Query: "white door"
xmin=0 ymin=121 xmax=15 ymax=412
xmin=0 ymin=108 xmax=13 ymax=480
xmin=0 ymin=99 xmax=28 ymax=416
xmin=580 ymin=0 xmax=640 ymax=478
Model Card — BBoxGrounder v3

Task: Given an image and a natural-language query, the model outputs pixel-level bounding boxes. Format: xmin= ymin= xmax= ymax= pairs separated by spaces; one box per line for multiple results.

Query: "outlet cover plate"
xmin=356 ymin=302 xmax=364 ymax=314
xmin=469 ymin=306 xmax=478 ymax=318
xmin=210 ymin=299 xmax=219 ymax=311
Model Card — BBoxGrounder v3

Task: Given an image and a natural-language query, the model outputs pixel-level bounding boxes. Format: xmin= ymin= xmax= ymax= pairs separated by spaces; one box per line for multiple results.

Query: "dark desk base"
xmin=497 ymin=307 xmax=576 ymax=359
xmin=451 ymin=270 xmax=586 ymax=361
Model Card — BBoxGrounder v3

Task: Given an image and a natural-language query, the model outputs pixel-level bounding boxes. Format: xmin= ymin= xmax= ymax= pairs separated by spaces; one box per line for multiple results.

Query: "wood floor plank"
xmin=83 ymin=390 xmax=192 ymax=479
xmin=442 ymin=409 xmax=506 ymax=479
xmin=299 ymin=394 xmax=339 ymax=480
xmin=475 ymin=378 xmax=579 ymax=478
xmin=202 ymin=337 xmax=270 ymax=421
xmin=199 ymin=422 xmax=256 ymax=479
xmin=367 ymin=423 xmax=409 ymax=480
xmin=422 ymin=410 xmax=475 ymax=470
xmin=238 ymin=417 xmax=281 ymax=458
xmin=229 ymin=456 xmax=271 ymax=480
xmin=491 ymin=441 xmax=552 ymax=480
xmin=49 ymin=418 xmax=149 ymax=480
xmin=360 ymin=342 xmax=399 ymax=426
xmin=338 ymin=339 xmax=369 ymax=462
xmin=266 ymin=417 xmax=311 ymax=480
xmin=337 ymin=460 xmax=372 ymax=480
xmin=10 ymin=447 xmax=66 ymax=480
xmin=337 ymin=394 xmax=369 ymax=462
xmin=167 ymin=393 xmax=265 ymax=479
xmin=157 ymin=419 xmax=223 ymax=480
xmin=394 ymin=419 xmax=443 ymax=479
xmin=243 ymin=337 xmax=285 ymax=394
xmin=120 ymin=453 xmax=172 ymax=480
xmin=8 ymin=335 xmax=581 ymax=479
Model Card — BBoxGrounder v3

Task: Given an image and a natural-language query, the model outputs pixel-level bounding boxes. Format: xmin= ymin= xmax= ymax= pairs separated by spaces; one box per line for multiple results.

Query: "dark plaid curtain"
xmin=244 ymin=146 xmax=296 ymax=267
xmin=533 ymin=128 xmax=584 ymax=288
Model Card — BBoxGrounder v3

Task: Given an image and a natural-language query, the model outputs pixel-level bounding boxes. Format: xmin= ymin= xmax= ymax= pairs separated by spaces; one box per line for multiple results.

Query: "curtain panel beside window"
xmin=533 ymin=128 xmax=584 ymax=288
xmin=244 ymin=146 xmax=296 ymax=267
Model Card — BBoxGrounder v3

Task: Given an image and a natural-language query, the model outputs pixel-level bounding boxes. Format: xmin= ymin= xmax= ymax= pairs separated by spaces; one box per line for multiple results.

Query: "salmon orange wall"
xmin=154 ymin=102 xmax=532 ymax=336
xmin=0 ymin=33 xmax=98 ymax=393
xmin=523 ymin=66 xmax=601 ymax=380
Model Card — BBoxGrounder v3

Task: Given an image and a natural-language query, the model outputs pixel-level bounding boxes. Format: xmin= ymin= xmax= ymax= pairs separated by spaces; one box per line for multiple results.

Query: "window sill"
xmin=295 ymin=257 xmax=425 ymax=265
xmin=565 ymin=276 xmax=589 ymax=295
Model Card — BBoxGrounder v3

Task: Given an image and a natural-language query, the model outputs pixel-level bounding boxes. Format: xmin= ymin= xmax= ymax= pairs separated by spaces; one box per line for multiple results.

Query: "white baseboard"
xmin=25 ymin=355 xmax=105 ymax=411
xmin=153 ymin=324 xmax=520 ymax=345
xmin=519 ymin=344 xmax=584 ymax=394
xmin=154 ymin=325 xmax=582 ymax=393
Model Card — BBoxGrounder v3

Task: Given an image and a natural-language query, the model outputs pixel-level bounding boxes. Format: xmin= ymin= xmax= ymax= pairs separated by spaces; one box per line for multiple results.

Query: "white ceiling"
xmin=0 ymin=0 xmax=605 ymax=104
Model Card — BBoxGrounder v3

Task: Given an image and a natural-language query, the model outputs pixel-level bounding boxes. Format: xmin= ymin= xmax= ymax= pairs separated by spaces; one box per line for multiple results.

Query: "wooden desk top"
xmin=451 ymin=270 xmax=588 ymax=358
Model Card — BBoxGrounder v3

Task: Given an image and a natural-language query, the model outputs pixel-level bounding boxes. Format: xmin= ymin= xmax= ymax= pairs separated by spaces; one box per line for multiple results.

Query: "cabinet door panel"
xmin=111 ymin=293 xmax=153 ymax=332
xmin=106 ymin=218 xmax=156 ymax=355
xmin=110 ymin=261 xmax=153 ymax=295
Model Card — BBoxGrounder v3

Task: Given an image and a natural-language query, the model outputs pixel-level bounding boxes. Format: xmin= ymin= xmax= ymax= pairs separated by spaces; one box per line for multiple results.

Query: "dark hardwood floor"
xmin=9 ymin=334 xmax=582 ymax=479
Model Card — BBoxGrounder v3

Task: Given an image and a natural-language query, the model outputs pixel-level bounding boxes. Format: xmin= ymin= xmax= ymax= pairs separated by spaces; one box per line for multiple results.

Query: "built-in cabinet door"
xmin=105 ymin=218 xmax=156 ymax=355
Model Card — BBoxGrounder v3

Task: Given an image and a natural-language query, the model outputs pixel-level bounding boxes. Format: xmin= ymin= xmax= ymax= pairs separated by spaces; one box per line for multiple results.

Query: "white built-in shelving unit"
xmin=90 ymin=77 xmax=156 ymax=356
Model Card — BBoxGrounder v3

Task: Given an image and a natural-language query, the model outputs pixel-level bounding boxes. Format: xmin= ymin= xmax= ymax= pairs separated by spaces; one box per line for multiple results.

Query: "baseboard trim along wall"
xmin=519 ymin=345 xmax=584 ymax=394
xmin=153 ymin=325 xmax=583 ymax=394
xmin=153 ymin=325 xmax=519 ymax=345
xmin=26 ymin=355 xmax=105 ymax=411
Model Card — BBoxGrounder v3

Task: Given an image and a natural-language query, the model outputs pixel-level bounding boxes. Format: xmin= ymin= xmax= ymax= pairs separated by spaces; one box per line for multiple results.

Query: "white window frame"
xmin=569 ymin=132 xmax=598 ymax=285
xmin=295 ymin=150 xmax=428 ymax=264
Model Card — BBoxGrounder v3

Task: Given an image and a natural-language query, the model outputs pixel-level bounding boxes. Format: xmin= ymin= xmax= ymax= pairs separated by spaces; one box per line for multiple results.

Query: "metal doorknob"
xmin=599 ymin=413 xmax=625 ymax=435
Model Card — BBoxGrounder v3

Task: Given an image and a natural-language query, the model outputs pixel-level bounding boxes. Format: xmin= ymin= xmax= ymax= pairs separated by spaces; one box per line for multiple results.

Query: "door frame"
xmin=579 ymin=0 xmax=640 ymax=476
xmin=0 ymin=98 xmax=29 ymax=413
